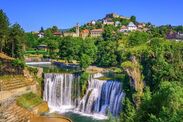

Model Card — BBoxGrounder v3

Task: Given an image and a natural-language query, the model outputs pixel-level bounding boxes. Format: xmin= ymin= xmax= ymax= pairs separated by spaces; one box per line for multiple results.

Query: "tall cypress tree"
xmin=0 ymin=9 xmax=9 ymax=52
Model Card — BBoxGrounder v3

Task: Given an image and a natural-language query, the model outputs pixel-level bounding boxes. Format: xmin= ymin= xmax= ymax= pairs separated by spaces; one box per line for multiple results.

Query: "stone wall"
xmin=0 ymin=84 xmax=37 ymax=102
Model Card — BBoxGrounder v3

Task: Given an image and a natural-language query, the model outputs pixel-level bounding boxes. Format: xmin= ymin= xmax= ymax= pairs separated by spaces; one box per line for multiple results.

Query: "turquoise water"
xmin=63 ymin=112 xmax=109 ymax=122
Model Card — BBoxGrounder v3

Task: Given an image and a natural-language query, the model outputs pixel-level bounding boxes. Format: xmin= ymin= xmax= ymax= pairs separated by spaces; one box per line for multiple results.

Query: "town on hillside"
xmin=0 ymin=2 xmax=183 ymax=122
xmin=34 ymin=13 xmax=183 ymax=42
xmin=35 ymin=13 xmax=147 ymax=39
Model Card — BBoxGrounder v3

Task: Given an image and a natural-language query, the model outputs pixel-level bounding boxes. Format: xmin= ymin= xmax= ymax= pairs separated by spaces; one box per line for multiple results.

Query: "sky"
xmin=0 ymin=0 xmax=182 ymax=32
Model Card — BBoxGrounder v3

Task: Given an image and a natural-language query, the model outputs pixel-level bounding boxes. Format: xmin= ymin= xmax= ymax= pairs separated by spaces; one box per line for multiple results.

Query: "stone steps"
xmin=0 ymin=75 xmax=35 ymax=91
xmin=1 ymin=79 xmax=34 ymax=91
xmin=1 ymin=102 xmax=34 ymax=122
xmin=2 ymin=83 xmax=34 ymax=91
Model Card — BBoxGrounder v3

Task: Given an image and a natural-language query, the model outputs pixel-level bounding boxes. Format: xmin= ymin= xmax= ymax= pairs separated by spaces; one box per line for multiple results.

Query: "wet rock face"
xmin=124 ymin=56 xmax=144 ymax=107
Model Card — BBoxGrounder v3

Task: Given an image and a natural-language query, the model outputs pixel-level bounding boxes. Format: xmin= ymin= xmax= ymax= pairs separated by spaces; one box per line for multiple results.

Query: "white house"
xmin=127 ymin=22 xmax=137 ymax=31
xmin=91 ymin=20 xmax=96 ymax=25
xmin=38 ymin=32 xmax=44 ymax=38
xmin=115 ymin=21 xmax=121 ymax=27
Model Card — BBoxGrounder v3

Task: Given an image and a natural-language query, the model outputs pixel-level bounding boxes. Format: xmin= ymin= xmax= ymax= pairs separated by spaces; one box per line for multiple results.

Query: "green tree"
xmin=79 ymin=38 xmax=97 ymax=62
xmin=51 ymin=26 xmax=60 ymax=33
xmin=120 ymin=98 xmax=136 ymax=122
xmin=96 ymin=41 xmax=118 ymax=67
xmin=130 ymin=16 xmax=136 ymax=24
xmin=0 ymin=9 xmax=9 ymax=52
xmin=138 ymin=81 xmax=183 ymax=122
xmin=79 ymin=54 xmax=92 ymax=70
xmin=102 ymin=25 xmax=117 ymax=41
xmin=25 ymin=32 xmax=39 ymax=49
xmin=128 ymin=31 xmax=149 ymax=46
xmin=8 ymin=23 xmax=25 ymax=58
xmin=40 ymin=27 xmax=44 ymax=33
xmin=80 ymin=72 xmax=89 ymax=97
xmin=47 ymin=39 xmax=59 ymax=58
xmin=59 ymin=37 xmax=82 ymax=62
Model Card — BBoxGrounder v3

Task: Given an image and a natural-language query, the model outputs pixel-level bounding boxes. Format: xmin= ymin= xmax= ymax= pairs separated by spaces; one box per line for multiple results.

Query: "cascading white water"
xmin=77 ymin=78 xmax=106 ymax=114
xmin=43 ymin=73 xmax=125 ymax=117
xmin=44 ymin=73 xmax=76 ymax=111
xmin=78 ymin=79 xmax=125 ymax=116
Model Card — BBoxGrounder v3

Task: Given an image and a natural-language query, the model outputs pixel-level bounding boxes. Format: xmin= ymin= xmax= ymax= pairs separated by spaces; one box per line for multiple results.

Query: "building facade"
xmin=90 ymin=29 xmax=103 ymax=37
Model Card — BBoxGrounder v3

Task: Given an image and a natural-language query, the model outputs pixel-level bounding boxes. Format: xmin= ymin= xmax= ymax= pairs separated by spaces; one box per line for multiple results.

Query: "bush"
xmin=128 ymin=31 xmax=149 ymax=46
xmin=11 ymin=59 xmax=25 ymax=68
xmin=17 ymin=92 xmax=42 ymax=109
xmin=27 ymin=66 xmax=38 ymax=75
xmin=121 ymin=61 xmax=137 ymax=69
xmin=80 ymin=72 xmax=89 ymax=97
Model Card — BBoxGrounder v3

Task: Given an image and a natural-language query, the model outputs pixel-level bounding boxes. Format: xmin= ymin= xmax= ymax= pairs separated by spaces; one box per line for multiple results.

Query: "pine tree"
xmin=8 ymin=23 xmax=25 ymax=58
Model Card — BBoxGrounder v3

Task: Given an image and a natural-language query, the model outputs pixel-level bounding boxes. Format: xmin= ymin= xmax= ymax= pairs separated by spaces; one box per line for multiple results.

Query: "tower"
xmin=76 ymin=23 xmax=80 ymax=37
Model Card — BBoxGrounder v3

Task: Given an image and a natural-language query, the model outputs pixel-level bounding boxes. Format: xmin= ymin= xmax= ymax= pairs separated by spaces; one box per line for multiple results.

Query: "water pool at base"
xmin=63 ymin=112 xmax=108 ymax=122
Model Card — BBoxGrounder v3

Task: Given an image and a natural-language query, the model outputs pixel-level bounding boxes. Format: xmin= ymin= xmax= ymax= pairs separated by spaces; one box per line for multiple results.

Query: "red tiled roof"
xmin=53 ymin=32 xmax=62 ymax=35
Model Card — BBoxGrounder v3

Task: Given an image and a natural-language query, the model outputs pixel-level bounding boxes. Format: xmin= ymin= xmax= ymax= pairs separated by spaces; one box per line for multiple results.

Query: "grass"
xmin=97 ymin=76 xmax=113 ymax=80
xmin=17 ymin=92 xmax=42 ymax=109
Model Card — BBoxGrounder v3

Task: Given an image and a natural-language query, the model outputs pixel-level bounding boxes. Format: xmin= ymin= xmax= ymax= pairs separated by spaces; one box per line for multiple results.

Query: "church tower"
xmin=76 ymin=23 xmax=80 ymax=37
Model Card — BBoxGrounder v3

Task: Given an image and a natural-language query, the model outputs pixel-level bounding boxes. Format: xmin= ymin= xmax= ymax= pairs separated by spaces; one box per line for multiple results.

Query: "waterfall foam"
xmin=44 ymin=73 xmax=76 ymax=112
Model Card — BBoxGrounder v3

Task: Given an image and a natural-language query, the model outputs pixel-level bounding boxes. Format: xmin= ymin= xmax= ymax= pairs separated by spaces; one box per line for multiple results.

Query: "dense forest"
xmin=0 ymin=9 xmax=183 ymax=122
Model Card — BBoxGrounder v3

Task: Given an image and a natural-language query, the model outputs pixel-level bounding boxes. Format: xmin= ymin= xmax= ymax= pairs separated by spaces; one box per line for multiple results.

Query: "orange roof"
xmin=81 ymin=29 xmax=89 ymax=33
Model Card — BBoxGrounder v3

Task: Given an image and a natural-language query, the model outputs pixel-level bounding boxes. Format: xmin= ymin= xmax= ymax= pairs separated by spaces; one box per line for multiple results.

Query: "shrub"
xmin=17 ymin=92 xmax=42 ymax=109
xmin=11 ymin=59 xmax=25 ymax=68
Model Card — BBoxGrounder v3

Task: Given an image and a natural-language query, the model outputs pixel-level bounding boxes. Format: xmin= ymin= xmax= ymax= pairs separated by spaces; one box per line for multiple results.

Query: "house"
xmin=87 ymin=20 xmax=96 ymax=26
xmin=80 ymin=29 xmax=89 ymax=38
xmin=137 ymin=23 xmax=146 ymax=29
xmin=119 ymin=26 xmax=128 ymax=32
xmin=166 ymin=32 xmax=183 ymax=41
xmin=37 ymin=44 xmax=48 ymax=51
xmin=127 ymin=22 xmax=137 ymax=31
xmin=63 ymin=23 xmax=80 ymax=37
xmin=103 ymin=18 xmax=114 ymax=25
xmin=63 ymin=32 xmax=76 ymax=37
xmin=115 ymin=21 xmax=121 ymax=27
xmin=176 ymin=32 xmax=183 ymax=39
xmin=91 ymin=20 xmax=96 ymax=25
xmin=38 ymin=32 xmax=44 ymax=38
xmin=167 ymin=31 xmax=177 ymax=39
xmin=90 ymin=29 xmax=103 ymax=37
xmin=53 ymin=31 xmax=62 ymax=37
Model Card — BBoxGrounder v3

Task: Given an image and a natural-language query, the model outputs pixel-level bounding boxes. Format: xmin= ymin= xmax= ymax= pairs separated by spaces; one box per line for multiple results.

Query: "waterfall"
xmin=43 ymin=73 xmax=125 ymax=116
xmin=43 ymin=73 xmax=79 ymax=111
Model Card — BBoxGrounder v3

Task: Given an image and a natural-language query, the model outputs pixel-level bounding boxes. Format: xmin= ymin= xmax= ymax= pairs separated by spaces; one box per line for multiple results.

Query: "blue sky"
xmin=0 ymin=0 xmax=182 ymax=32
